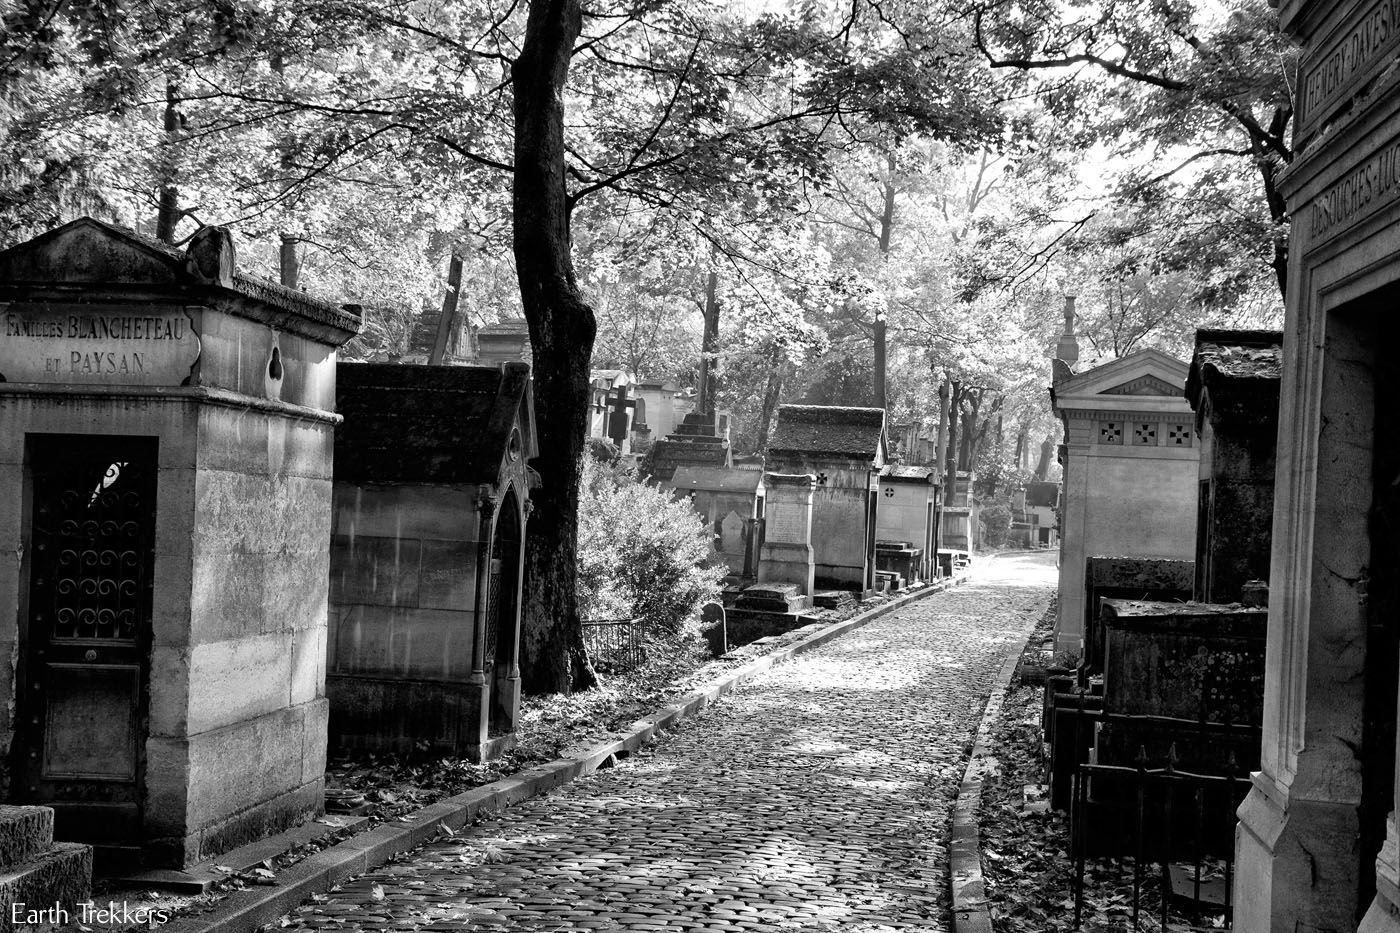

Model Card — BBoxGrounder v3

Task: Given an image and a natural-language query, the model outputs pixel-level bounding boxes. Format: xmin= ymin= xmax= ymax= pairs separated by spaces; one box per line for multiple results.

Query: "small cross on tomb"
xmin=816 ymin=472 xmax=829 ymax=485
xmin=606 ymin=386 xmax=636 ymax=446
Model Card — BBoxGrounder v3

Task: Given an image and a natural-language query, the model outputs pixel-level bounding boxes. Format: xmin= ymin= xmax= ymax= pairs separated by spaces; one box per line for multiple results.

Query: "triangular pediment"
xmin=1102 ymin=374 xmax=1183 ymax=396
xmin=1052 ymin=348 xmax=1190 ymax=408
xmin=0 ymin=217 xmax=186 ymax=287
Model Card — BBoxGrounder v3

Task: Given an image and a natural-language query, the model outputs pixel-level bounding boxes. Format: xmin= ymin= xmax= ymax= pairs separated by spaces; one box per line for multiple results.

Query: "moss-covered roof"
xmin=335 ymin=361 xmax=533 ymax=485
xmin=1186 ymin=329 xmax=1283 ymax=418
xmin=768 ymin=405 xmax=886 ymax=461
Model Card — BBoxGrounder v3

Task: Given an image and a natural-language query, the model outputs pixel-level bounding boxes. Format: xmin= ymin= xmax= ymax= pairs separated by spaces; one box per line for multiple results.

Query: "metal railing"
xmin=581 ymin=618 xmax=646 ymax=672
xmin=1071 ymin=740 xmax=1247 ymax=931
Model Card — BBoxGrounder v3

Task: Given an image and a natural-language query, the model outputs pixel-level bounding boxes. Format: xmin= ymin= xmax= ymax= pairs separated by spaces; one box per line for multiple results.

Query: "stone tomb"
xmin=0 ymin=218 xmax=358 ymax=867
xmin=876 ymin=465 xmax=940 ymax=585
xmin=1050 ymin=347 xmax=1199 ymax=652
xmin=1080 ymin=556 xmax=1195 ymax=676
xmin=662 ymin=464 xmax=764 ymax=577
xmin=1238 ymin=2 xmax=1400 ymax=927
xmin=766 ymin=405 xmax=887 ymax=593
xmin=938 ymin=470 xmax=976 ymax=554
xmin=1184 ymin=329 xmax=1282 ymax=604
xmin=753 ymin=472 xmax=817 ymax=604
xmin=328 ymin=363 xmax=534 ymax=761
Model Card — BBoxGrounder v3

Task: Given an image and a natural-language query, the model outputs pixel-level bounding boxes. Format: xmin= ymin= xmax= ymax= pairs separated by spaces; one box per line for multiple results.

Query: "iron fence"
xmin=581 ymin=618 xmax=646 ymax=672
xmin=1071 ymin=741 xmax=1247 ymax=931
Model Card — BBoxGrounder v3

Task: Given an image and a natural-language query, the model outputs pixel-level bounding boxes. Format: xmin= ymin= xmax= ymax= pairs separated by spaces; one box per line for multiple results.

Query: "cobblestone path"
xmin=286 ymin=552 xmax=1056 ymax=933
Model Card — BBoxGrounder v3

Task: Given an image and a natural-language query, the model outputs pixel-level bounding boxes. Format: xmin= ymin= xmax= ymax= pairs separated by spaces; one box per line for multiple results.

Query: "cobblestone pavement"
xmin=285 ymin=552 xmax=1057 ymax=932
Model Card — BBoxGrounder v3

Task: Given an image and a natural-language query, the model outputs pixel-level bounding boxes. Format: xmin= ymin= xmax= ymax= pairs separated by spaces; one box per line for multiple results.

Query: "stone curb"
xmin=164 ymin=573 xmax=970 ymax=933
xmin=949 ymin=604 xmax=1036 ymax=933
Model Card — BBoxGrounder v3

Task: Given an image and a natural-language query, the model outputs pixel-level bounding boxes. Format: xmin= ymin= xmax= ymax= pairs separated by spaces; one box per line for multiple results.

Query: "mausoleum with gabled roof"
xmin=1050 ymin=347 xmax=1199 ymax=653
xmin=766 ymin=405 xmax=888 ymax=593
xmin=328 ymin=361 xmax=536 ymax=761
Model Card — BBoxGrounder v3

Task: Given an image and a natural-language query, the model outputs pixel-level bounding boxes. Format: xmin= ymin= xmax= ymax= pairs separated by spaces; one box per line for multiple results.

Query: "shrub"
xmin=576 ymin=456 xmax=725 ymax=637
xmin=979 ymin=502 xmax=1013 ymax=549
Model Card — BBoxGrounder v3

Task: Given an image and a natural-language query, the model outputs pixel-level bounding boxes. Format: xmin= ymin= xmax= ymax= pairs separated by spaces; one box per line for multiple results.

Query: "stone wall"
xmin=327 ymin=483 xmax=484 ymax=753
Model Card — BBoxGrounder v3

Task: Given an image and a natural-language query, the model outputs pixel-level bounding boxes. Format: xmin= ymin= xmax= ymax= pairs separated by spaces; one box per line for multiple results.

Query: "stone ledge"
xmin=0 ymin=842 xmax=92 ymax=933
xmin=162 ymin=570 xmax=972 ymax=933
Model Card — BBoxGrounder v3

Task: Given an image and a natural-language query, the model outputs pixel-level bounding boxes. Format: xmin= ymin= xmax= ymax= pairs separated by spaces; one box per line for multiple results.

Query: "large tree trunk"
xmin=513 ymin=0 xmax=597 ymax=695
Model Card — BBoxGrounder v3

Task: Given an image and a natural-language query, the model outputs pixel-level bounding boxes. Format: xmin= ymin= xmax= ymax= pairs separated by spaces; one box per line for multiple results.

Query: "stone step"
xmin=0 ymin=807 xmax=54 ymax=871
xmin=0 ymin=842 xmax=92 ymax=933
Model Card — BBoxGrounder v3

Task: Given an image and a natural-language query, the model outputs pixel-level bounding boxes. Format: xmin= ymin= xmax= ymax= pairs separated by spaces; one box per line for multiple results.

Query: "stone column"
xmin=1055 ymin=420 xmax=1090 ymax=653
xmin=1235 ymin=305 xmax=1374 ymax=932
xmin=467 ymin=489 xmax=496 ymax=755
xmin=757 ymin=473 xmax=816 ymax=596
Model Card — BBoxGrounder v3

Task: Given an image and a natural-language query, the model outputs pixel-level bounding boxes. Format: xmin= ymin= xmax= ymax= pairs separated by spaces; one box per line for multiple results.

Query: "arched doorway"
xmin=485 ymin=488 xmax=522 ymax=737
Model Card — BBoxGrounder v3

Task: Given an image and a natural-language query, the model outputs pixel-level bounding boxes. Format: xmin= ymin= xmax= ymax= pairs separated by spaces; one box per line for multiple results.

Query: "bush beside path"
xmin=280 ymin=552 xmax=1057 ymax=932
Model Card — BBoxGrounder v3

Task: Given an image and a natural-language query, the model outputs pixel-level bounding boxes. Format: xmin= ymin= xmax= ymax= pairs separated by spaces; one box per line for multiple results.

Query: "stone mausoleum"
xmin=1184 ymin=329 xmax=1282 ymax=604
xmin=1236 ymin=1 xmax=1400 ymax=929
xmin=0 ymin=218 xmax=359 ymax=868
xmin=328 ymin=362 xmax=534 ymax=762
xmin=1050 ymin=345 xmax=1199 ymax=652
xmin=766 ymin=405 xmax=887 ymax=593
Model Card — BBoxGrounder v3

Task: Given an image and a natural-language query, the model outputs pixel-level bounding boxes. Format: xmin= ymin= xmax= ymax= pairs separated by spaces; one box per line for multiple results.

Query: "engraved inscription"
xmin=1309 ymin=138 xmax=1400 ymax=241
xmin=0 ymin=307 xmax=201 ymax=385
xmin=1302 ymin=0 xmax=1397 ymax=130
xmin=765 ymin=505 xmax=809 ymax=545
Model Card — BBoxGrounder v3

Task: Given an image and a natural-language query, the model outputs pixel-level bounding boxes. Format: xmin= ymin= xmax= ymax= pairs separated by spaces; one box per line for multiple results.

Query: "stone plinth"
xmin=646 ymin=410 xmax=733 ymax=483
xmin=756 ymin=473 xmax=817 ymax=596
xmin=0 ymin=219 xmax=358 ymax=868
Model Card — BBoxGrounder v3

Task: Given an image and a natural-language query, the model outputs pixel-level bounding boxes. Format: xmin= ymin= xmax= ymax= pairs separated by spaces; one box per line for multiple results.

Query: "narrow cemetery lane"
xmin=286 ymin=552 xmax=1057 ymax=932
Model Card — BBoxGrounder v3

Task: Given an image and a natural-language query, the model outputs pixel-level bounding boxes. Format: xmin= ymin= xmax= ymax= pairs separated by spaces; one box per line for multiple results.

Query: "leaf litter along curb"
xmin=979 ymin=604 xmax=1229 ymax=933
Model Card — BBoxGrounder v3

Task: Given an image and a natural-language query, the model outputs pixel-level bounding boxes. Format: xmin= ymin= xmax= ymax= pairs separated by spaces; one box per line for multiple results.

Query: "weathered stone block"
xmin=0 ymin=808 xmax=53 ymax=870
xmin=290 ymin=626 xmax=326 ymax=708
xmin=145 ymin=646 xmax=191 ymax=737
xmin=0 ymin=842 xmax=91 ymax=933
xmin=186 ymin=706 xmax=308 ymax=825
xmin=186 ymin=634 xmax=292 ymax=735
xmin=1100 ymin=599 xmax=1265 ymax=725
xmin=1082 ymin=557 xmax=1194 ymax=672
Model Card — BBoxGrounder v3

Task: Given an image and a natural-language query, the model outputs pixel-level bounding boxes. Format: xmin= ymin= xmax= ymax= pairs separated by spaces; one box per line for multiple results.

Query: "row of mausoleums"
xmin=0 ymin=219 xmax=537 ymax=871
xmin=1048 ymin=0 xmax=1400 ymax=914
xmin=0 ymin=217 xmax=973 ymax=875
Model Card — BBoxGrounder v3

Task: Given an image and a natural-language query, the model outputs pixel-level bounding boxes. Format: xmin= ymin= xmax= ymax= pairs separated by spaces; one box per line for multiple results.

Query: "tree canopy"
xmin=2 ymin=0 xmax=1289 ymax=691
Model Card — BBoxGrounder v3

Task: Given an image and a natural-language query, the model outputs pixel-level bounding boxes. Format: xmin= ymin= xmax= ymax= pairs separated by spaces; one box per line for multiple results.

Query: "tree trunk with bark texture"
xmin=513 ymin=0 xmax=597 ymax=694
xmin=155 ymin=81 xmax=181 ymax=243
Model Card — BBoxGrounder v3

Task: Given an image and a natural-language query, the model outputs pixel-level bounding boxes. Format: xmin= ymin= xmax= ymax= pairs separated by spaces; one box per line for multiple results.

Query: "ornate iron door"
xmin=16 ymin=435 xmax=156 ymax=846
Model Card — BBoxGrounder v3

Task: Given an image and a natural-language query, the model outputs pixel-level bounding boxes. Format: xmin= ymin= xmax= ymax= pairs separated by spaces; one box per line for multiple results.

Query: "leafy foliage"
xmin=576 ymin=456 xmax=724 ymax=636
